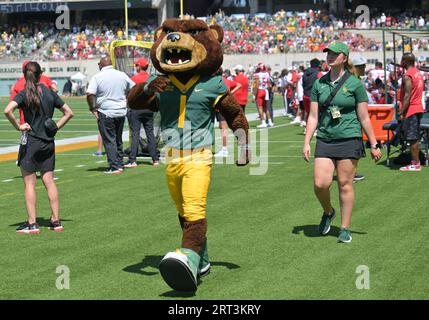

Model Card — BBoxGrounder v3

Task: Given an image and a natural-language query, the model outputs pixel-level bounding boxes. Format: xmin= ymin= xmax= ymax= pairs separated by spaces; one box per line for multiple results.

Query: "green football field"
xmin=0 ymin=96 xmax=428 ymax=300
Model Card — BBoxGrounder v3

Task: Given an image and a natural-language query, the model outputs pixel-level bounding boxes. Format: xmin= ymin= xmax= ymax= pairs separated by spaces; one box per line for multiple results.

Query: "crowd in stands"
xmin=0 ymin=21 xmax=54 ymax=60
xmin=212 ymin=10 xmax=429 ymax=54
xmin=0 ymin=10 xmax=428 ymax=60
xmin=45 ymin=19 xmax=156 ymax=61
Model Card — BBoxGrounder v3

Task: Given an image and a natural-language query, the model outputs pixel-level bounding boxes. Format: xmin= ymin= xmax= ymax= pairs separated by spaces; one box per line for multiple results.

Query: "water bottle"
xmin=20 ymin=131 xmax=28 ymax=146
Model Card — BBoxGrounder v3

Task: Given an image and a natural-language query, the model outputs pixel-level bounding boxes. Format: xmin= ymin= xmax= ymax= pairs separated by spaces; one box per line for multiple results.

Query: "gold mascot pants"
xmin=165 ymin=147 xmax=212 ymax=222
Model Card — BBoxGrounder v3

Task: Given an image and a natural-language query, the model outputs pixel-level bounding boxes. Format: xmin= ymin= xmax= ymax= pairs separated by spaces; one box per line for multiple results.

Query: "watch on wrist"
xmin=371 ymin=143 xmax=379 ymax=149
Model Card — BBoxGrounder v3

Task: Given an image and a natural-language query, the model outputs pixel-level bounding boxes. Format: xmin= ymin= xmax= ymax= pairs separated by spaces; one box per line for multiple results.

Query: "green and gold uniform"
xmin=147 ymin=74 xmax=227 ymax=150
xmin=146 ymin=74 xmax=227 ymax=222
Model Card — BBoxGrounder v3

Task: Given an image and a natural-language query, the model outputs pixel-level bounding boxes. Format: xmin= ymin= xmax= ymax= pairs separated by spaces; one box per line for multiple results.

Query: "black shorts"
xmin=315 ymin=137 xmax=365 ymax=160
xmin=402 ymin=113 xmax=422 ymax=141
xmin=215 ymin=111 xmax=225 ymax=122
xmin=299 ymin=100 xmax=305 ymax=112
xmin=18 ymin=135 xmax=55 ymax=172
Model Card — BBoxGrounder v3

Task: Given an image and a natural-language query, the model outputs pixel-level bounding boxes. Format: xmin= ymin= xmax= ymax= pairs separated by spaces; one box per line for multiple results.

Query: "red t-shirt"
xmin=10 ymin=75 xmax=53 ymax=100
xmin=10 ymin=75 xmax=53 ymax=124
xmin=130 ymin=71 xmax=149 ymax=84
xmin=222 ymin=77 xmax=238 ymax=91
xmin=401 ymin=67 xmax=424 ymax=117
xmin=233 ymin=73 xmax=249 ymax=106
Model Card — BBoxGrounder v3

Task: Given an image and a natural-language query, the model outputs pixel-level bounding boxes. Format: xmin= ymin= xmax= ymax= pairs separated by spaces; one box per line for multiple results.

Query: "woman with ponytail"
xmin=302 ymin=42 xmax=382 ymax=243
xmin=4 ymin=61 xmax=74 ymax=234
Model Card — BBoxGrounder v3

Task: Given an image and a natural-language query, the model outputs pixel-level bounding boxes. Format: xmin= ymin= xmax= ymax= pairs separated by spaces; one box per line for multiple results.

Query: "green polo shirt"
xmin=311 ymin=71 xmax=368 ymax=139
xmin=147 ymin=74 xmax=227 ymax=149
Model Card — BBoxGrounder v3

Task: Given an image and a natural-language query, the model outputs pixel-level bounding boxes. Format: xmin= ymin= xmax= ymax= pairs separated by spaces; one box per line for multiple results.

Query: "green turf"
xmin=1 ymin=95 xmax=428 ymax=300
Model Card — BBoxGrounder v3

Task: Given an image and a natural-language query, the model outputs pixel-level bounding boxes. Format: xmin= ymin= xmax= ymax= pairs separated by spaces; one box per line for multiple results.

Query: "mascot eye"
xmin=189 ymin=30 xmax=200 ymax=37
xmin=164 ymin=29 xmax=173 ymax=34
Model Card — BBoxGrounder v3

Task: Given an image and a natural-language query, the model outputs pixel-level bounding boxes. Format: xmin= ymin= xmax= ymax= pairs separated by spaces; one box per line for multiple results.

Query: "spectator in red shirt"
xmin=232 ymin=65 xmax=249 ymax=112
xmin=10 ymin=61 xmax=58 ymax=124
xmin=130 ymin=57 xmax=150 ymax=84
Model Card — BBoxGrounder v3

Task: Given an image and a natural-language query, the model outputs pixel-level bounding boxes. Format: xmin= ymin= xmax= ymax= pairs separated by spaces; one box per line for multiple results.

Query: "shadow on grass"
xmin=159 ymin=290 xmax=197 ymax=298
xmin=9 ymin=217 xmax=73 ymax=228
xmin=86 ymin=167 xmax=108 ymax=172
xmin=292 ymin=225 xmax=367 ymax=238
xmin=123 ymin=256 xmax=241 ymax=276
xmin=123 ymin=255 xmax=240 ymax=298
xmin=123 ymin=255 xmax=163 ymax=276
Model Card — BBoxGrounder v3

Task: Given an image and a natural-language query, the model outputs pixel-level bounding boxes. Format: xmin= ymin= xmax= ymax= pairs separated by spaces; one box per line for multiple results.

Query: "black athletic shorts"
xmin=18 ymin=135 xmax=55 ymax=172
xmin=401 ymin=113 xmax=422 ymax=141
xmin=315 ymin=137 xmax=366 ymax=160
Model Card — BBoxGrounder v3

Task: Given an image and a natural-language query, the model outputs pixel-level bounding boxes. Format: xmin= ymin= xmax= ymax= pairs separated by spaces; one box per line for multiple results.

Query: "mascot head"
xmin=151 ymin=19 xmax=224 ymax=76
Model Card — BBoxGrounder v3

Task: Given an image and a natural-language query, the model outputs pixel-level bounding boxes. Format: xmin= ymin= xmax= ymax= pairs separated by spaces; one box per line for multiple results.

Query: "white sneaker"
xmin=124 ymin=162 xmax=137 ymax=168
xmin=214 ymin=149 xmax=228 ymax=157
xmin=267 ymin=120 xmax=274 ymax=127
xmin=300 ymin=121 xmax=306 ymax=127
xmin=291 ymin=117 xmax=301 ymax=125
xmin=257 ymin=122 xmax=267 ymax=128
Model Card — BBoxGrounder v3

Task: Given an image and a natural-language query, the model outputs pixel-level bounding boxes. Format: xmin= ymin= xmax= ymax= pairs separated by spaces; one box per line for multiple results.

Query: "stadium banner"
xmin=0 ymin=61 xmax=98 ymax=79
xmin=0 ymin=0 xmax=151 ymax=13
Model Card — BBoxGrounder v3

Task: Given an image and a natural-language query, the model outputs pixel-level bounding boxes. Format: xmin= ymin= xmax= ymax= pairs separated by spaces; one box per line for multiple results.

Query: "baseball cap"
xmin=323 ymin=42 xmax=350 ymax=56
xmin=233 ymin=64 xmax=244 ymax=71
xmin=134 ymin=58 xmax=149 ymax=68
xmin=351 ymin=56 xmax=367 ymax=66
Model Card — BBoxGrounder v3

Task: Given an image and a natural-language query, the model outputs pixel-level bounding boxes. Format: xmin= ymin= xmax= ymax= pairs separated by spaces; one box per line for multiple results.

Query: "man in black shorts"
xmin=397 ymin=53 xmax=425 ymax=172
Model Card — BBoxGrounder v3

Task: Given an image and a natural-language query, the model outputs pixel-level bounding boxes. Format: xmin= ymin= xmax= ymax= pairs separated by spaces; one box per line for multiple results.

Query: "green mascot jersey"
xmin=146 ymin=74 xmax=228 ymax=150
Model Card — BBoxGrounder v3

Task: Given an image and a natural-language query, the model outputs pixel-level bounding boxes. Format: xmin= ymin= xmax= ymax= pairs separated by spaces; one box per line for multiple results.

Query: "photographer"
xmin=4 ymin=61 xmax=74 ymax=234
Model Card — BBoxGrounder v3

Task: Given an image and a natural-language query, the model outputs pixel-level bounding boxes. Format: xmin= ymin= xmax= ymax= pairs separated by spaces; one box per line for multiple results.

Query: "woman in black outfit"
xmin=4 ymin=62 xmax=74 ymax=234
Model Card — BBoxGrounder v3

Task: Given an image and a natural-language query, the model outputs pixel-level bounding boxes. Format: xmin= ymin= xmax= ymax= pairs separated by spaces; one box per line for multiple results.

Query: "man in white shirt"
xmin=369 ymin=62 xmax=390 ymax=84
xmin=418 ymin=16 xmax=425 ymax=28
xmin=380 ymin=13 xmax=386 ymax=26
xmin=87 ymin=56 xmax=135 ymax=174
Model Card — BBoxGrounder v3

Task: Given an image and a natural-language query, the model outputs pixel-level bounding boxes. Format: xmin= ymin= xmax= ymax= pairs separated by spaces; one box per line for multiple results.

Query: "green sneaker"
xmin=198 ymin=239 xmax=211 ymax=278
xmin=338 ymin=228 xmax=353 ymax=243
xmin=318 ymin=208 xmax=336 ymax=235
xmin=159 ymin=248 xmax=200 ymax=292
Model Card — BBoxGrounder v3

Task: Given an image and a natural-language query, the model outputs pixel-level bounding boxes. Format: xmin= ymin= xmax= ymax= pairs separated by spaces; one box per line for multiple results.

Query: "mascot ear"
xmin=209 ymin=25 xmax=224 ymax=43
xmin=154 ymin=27 xmax=163 ymax=42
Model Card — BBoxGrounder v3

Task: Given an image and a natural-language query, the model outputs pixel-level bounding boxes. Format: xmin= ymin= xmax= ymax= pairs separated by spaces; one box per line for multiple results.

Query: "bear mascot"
xmin=128 ymin=18 xmax=250 ymax=292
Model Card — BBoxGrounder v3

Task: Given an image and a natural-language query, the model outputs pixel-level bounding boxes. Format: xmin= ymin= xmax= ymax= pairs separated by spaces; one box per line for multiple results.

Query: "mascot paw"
xmin=147 ymin=76 xmax=170 ymax=95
